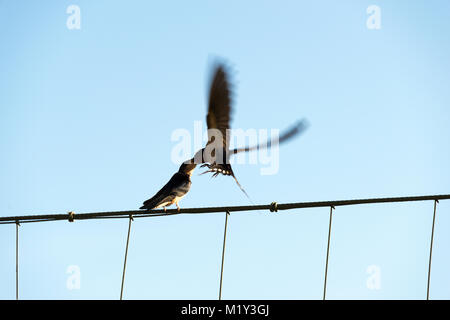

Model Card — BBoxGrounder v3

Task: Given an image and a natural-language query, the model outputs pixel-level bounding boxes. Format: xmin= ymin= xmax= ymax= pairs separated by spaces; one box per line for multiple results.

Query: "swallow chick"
xmin=140 ymin=161 xmax=196 ymax=212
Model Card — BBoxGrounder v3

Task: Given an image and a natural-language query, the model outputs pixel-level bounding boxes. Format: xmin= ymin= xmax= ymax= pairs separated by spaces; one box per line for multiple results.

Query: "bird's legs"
xmin=199 ymin=163 xmax=227 ymax=177
xmin=175 ymin=201 xmax=180 ymax=212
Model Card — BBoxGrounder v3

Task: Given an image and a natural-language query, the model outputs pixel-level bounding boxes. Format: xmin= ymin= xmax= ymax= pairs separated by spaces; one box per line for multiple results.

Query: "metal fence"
xmin=1 ymin=194 xmax=449 ymax=300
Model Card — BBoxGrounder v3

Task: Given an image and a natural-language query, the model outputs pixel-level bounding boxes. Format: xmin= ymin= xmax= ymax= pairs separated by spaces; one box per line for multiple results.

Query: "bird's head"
xmin=179 ymin=161 xmax=197 ymax=176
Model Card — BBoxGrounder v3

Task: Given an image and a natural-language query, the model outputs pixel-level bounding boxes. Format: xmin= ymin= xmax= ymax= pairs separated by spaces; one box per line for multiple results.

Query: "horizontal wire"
xmin=0 ymin=194 xmax=449 ymax=225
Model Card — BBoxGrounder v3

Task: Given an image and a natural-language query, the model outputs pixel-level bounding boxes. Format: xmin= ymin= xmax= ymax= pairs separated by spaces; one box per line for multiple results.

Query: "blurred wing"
xmin=231 ymin=119 xmax=309 ymax=154
xmin=206 ymin=63 xmax=232 ymax=148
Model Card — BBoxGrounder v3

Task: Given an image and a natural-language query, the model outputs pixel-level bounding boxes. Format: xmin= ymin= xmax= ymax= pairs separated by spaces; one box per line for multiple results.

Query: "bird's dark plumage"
xmin=140 ymin=60 xmax=309 ymax=210
xmin=140 ymin=162 xmax=196 ymax=210
xmin=198 ymin=63 xmax=309 ymax=199
xmin=206 ymin=64 xmax=232 ymax=148
xmin=198 ymin=63 xmax=250 ymax=197
xmin=231 ymin=119 xmax=309 ymax=155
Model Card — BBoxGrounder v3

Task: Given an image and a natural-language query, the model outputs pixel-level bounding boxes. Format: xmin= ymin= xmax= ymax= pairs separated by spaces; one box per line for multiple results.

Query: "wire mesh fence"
xmin=1 ymin=193 xmax=449 ymax=300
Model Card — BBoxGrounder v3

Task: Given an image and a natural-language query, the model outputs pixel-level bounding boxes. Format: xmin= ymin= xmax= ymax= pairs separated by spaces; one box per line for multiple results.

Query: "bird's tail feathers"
xmin=140 ymin=194 xmax=164 ymax=210
xmin=230 ymin=173 xmax=254 ymax=204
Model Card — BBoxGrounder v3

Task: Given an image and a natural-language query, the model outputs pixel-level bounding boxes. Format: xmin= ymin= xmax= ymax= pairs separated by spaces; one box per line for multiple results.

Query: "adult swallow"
xmin=140 ymin=162 xmax=196 ymax=211
xmin=140 ymin=119 xmax=306 ymax=212
xmin=188 ymin=63 xmax=249 ymax=197
xmin=195 ymin=63 xmax=309 ymax=197
xmin=140 ymin=61 xmax=308 ymax=211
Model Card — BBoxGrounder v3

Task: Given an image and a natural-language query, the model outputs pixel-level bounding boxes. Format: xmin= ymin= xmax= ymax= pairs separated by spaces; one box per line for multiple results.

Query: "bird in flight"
xmin=194 ymin=62 xmax=308 ymax=198
xmin=139 ymin=118 xmax=307 ymax=212
xmin=192 ymin=63 xmax=247 ymax=193
xmin=140 ymin=61 xmax=309 ymax=211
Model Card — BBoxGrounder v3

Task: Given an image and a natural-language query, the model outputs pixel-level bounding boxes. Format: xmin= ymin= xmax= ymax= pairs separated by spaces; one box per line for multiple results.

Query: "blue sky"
xmin=0 ymin=0 xmax=449 ymax=299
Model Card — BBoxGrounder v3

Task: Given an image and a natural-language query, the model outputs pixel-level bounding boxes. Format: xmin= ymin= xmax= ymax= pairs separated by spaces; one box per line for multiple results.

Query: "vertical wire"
xmin=219 ymin=211 xmax=230 ymax=300
xmin=323 ymin=206 xmax=334 ymax=300
xmin=120 ymin=215 xmax=133 ymax=300
xmin=15 ymin=221 xmax=19 ymax=300
xmin=427 ymin=200 xmax=438 ymax=300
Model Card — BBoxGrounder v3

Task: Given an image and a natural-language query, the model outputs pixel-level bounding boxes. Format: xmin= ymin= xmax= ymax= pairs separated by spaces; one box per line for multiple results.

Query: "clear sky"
xmin=0 ymin=0 xmax=449 ymax=299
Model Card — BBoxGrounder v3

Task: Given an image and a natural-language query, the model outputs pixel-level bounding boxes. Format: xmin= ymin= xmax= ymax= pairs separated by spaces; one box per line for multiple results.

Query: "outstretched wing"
xmin=206 ymin=63 xmax=233 ymax=149
xmin=231 ymin=119 xmax=309 ymax=154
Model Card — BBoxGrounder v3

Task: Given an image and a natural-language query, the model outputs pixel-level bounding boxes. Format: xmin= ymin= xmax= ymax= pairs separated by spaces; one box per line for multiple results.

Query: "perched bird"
xmin=140 ymin=120 xmax=306 ymax=211
xmin=139 ymin=162 xmax=196 ymax=211
xmin=140 ymin=61 xmax=309 ymax=211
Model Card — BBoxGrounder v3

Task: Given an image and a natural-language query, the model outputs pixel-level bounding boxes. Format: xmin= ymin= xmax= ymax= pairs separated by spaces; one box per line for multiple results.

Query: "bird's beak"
xmin=185 ymin=163 xmax=197 ymax=176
